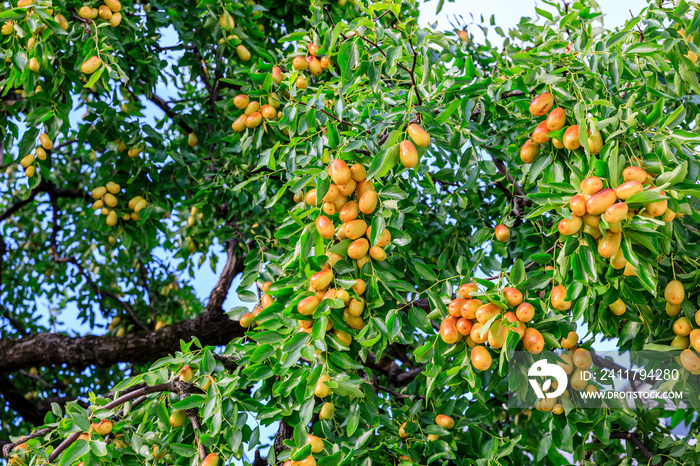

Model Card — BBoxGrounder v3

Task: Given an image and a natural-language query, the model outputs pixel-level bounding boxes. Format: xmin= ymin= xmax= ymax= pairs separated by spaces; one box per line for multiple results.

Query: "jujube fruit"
xmin=310 ymin=269 xmax=333 ymax=290
xmin=609 ymin=298 xmax=626 ymax=316
xmin=475 ymin=303 xmax=500 ymax=324
xmin=440 ymin=319 xmax=459 ymax=344
xmin=570 ymin=195 xmax=586 ymax=216
xmin=519 ymin=139 xmax=540 ymax=163
xmin=623 ymin=166 xmax=649 ymax=184
xmin=202 ymin=453 xmax=219 ymax=466
xmin=315 ymin=374 xmax=331 ymax=398
xmin=516 ymin=302 xmax=534 ymax=322
xmin=407 ymin=123 xmax=430 ymax=147
xmin=503 ymin=287 xmax=523 ymax=307
xmin=562 ymin=125 xmax=581 ymax=150
xmin=169 ymin=410 xmax=186 ymax=428
xmin=586 ymin=189 xmax=616 ymax=215
xmin=558 ymin=216 xmax=582 ymax=236
xmin=358 ymin=191 xmax=378 ymax=214
xmin=531 ymin=121 xmax=551 ymax=144
xmin=495 ymin=224 xmax=510 ymax=242
xmin=615 ymin=180 xmax=643 ymax=200
xmin=680 ymin=350 xmax=700 ymax=372
xmin=329 ymin=159 xmax=352 ymax=185
xmin=580 ymin=176 xmax=603 ymax=196
xmin=523 ymin=328 xmax=544 ymax=353
xmin=604 ymin=203 xmax=628 ymax=224
xmin=307 ymin=434 xmax=323 ymax=453
xmin=546 ymin=107 xmax=566 ymax=130
xmin=345 ymin=219 xmax=367 ymax=239
xmin=400 ymin=140 xmax=419 ymax=168
xmin=529 ymin=92 xmax=554 ymax=116
xmin=572 ymin=348 xmax=592 ymax=369
xmin=471 ymin=345 xmax=492 ymax=370
xmin=673 ymin=317 xmax=691 ymax=337
xmin=550 ymin=285 xmax=571 ymax=311
xmin=458 ymin=282 xmax=478 ymax=298
xmin=435 ymin=414 xmax=454 ymax=430
xmin=597 ymin=231 xmax=621 ymax=258
xmin=587 ymin=130 xmax=603 ymax=155
xmin=347 ymin=238 xmax=369 ymax=259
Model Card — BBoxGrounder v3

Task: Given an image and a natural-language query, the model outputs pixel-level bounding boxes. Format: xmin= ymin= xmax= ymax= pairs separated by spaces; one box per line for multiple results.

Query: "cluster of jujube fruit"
xmin=90 ymin=182 xmax=149 ymax=227
xmin=438 ymin=282 xmax=544 ymax=371
xmin=519 ymin=92 xmax=604 ymax=164
xmin=18 ymin=132 xmax=51 ymax=178
xmin=535 ymin=336 xmax=599 ymax=414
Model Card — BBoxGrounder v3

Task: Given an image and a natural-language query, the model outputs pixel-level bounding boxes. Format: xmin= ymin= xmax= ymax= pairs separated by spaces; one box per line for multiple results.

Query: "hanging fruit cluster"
xmin=520 ymin=92 xmax=604 ymax=164
xmin=534 ymin=344 xmax=599 ymax=413
xmin=231 ymin=91 xmax=284 ymax=131
xmin=439 ymin=282 xmax=544 ymax=371
xmin=77 ymin=0 xmax=124 ymax=28
xmin=90 ymin=182 xmax=148 ymax=226
xmin=18 ymin=133 xmax=51 ymax=178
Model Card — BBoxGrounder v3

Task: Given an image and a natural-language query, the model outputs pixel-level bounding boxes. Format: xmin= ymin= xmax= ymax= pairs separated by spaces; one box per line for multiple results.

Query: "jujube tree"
xmin=1 ymin=0 xmax=700 ymax=465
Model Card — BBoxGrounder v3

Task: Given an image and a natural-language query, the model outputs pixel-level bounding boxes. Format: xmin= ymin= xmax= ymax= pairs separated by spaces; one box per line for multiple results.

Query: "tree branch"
xmin=0 ymin=248 xmax=245 ymax=372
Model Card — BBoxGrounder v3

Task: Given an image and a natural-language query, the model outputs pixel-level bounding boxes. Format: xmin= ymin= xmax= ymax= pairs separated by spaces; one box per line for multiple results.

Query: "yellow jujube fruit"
xmin=106 ymin=210 xmax=118 ymax=226
xmin=220 ymin=11 xmax=234 ymax=29
xmin=435 ymin=414 xmax=454 ymax=430
xmin=315 ymin=374 xmax=331 ymax=398
xmin=39 ymin=133 xmax=53 ymax=150
xmin=103 ymin=193 xmax=118 ymax=208
xmin=358 ymin=191 xmax=378 ymax=214
xmin=20 ymin=154 xmax=35 ymax=168
xmin=81 ymin=56 xmax=102 ymax=74
xmin=399 ymin=140 xmax=419 ymax=168
xmin=236 ymin=45 xmax=251 ymax=61
xmin=529 ymin=92 xmax=554 ymax=116
xmin=470 ymin=345 xmax=492 ymax=371
xmin=665 ymin=280 xmax=685 ymax=305
xmin=407 ymin=123 xmax=430 ymax=147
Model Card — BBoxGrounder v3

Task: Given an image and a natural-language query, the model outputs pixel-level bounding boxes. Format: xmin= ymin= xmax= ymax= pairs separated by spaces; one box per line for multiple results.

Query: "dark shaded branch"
xmin=470 ymin=89 xmax=525 ymax=120
xmin=125 ymin=82 xmax=193 ymax=134
xmin=274 ymin=421 xmax=292 ymax=456
xmin=585 ymin=432 xmax=653 ymax=461
xmin=0 ymin=374 xmax=45 ymax=425
xmin=0 ymin=180 xmax=88 ymax=223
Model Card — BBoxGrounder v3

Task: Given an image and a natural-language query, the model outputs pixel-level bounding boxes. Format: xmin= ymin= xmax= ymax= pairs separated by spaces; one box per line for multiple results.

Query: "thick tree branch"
xmin=0 ymin=247 xmax=245 ymax=372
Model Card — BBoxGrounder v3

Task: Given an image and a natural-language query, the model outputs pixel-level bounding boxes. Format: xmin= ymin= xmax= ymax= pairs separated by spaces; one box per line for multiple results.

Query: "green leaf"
xmin=510 ymin=259 xmax=525 ymax=285
xmin=536 ymin=432 xmax=552 ymax=461
xmin=366 ymin=144 xmax=400 ymax=180
xmin=171 ymin=395 xmax=206 ymax=409
xmin=624 ymin=43 xmax=662 ymax=54
xmin=409 ymin=306 xmax=432 ymax=333
xmin=338 ymin=40 xmax=359 ymax=81
xmin=59 ymin=440 xmax=90 ymax=466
